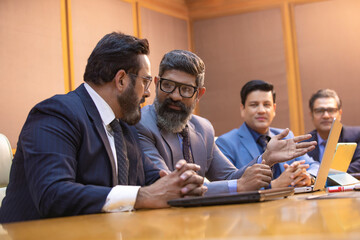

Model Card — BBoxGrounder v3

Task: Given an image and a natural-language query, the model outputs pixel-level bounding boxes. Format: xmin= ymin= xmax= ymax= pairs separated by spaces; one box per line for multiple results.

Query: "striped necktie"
xmin=180 ymin=126 xmax=194 ymax=163
xmin=110 ymin=119 xmax=129 ymax=185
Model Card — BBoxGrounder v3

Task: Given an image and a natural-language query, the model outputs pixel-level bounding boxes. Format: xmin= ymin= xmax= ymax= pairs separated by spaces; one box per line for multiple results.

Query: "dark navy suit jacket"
xmin=306 ymin=127 xmax=360 ymax=173
xmin=0 ymin=84 xmax=160 ymax=223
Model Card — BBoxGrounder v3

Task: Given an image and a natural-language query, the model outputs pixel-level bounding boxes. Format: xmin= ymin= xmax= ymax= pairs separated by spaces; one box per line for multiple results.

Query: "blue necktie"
xmin=110 ymin=119 xmax=129 ymax=185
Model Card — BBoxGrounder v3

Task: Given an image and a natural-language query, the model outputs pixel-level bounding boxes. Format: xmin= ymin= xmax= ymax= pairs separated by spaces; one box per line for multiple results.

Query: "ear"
xmin=240 ymin=104 xmax=245 ymax=118
xmin=154 ymin=76 xmax=160 ymax=86
xmin=114 ymin=69 xmax=127 ymax=92
xmin=196 ymin=87 xmax=206 ymax=101
xmin=338 ymin=108 xmax=343 ymax=121
xmin=273 ymin=102 xmax=277 ymax=117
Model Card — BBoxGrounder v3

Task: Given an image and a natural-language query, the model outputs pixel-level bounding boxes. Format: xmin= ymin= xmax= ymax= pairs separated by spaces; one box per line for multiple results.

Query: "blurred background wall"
xmin=1 ymin=0 xmax=360 ymax=150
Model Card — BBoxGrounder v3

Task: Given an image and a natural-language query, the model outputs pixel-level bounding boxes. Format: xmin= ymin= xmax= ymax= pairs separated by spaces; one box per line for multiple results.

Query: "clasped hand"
xmin=271 ymin=160 xmax=311 ymax=188
xmin=134 ymin=160 xmax=207 ymax=209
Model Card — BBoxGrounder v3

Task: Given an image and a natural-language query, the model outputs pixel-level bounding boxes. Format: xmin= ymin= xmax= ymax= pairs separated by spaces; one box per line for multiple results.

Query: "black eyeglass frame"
xmin=158 ymin=77 xmax=198 ymax=98
xmin=128 ymin=73 xmax=152 ymax=90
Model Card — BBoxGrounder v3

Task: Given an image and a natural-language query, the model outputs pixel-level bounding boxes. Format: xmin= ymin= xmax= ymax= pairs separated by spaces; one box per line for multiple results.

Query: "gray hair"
xmin=158 ymin=50 xmax=205 ymax=87
xmin=309 ymin=89 xmax=342 ymax=111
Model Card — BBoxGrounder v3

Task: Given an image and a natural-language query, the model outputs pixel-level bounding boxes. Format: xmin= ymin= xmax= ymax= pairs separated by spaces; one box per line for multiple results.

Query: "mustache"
xmin=163 ymin=98 xmax=187 ymax=112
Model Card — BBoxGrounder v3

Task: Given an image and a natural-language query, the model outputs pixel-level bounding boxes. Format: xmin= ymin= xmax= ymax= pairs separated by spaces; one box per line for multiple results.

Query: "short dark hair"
xmin=240 ymin=80 xmax=276 ymax=105
xmin=84 ymin=32 xmax=149 ymax=85
xmin=158 ymin=50 xmax=205 ymax=87
xmin=309 ymin=89 xmax=342 ymax=111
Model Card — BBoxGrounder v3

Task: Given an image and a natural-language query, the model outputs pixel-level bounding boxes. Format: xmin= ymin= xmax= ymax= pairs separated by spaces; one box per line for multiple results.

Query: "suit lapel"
xmin=160 ymin=128 xmax=183 ymax=169
xmin=238 ymin=124 xmax=261 ymax=159
xmin=188 ymin=122 xmax=206 ymax=166
xmin=304 ymin=130 xmax=320 ymax=162
xmin=75 ymin=84 xmax=117 ymax=186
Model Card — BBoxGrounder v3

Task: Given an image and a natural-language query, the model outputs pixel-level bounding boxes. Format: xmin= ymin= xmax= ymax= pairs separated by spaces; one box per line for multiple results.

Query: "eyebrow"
xmin=248 ymin=100 xmax=272 ymax=104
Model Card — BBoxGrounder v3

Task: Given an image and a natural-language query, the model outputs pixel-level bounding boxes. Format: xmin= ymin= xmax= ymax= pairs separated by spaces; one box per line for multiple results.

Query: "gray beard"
xmin=154 ymin=97 xmax=195 ymax=133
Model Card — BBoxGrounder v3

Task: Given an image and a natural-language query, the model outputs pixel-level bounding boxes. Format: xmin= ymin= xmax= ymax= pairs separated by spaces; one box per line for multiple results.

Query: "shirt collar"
xmin=245 ymin=122 xmax=269 ymax=141
xmin=317 ymin=132 xmax=327 ymax=145
xmin=84 ymin=82 xmax=116 ymax=128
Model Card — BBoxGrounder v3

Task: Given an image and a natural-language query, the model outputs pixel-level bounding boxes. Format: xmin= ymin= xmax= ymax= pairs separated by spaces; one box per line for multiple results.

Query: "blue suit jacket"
xmin=0 ymin=84 xmax=160 ymax=223
xmin=216 ymin=123 xmax=319 ymax=177
xmin=306 ymin=127 xmax=360 ymax=173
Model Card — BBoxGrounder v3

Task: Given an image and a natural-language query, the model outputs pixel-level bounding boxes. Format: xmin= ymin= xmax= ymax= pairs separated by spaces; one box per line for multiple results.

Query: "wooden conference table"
xmin=1 ymin=192 xmax=360 ymax=240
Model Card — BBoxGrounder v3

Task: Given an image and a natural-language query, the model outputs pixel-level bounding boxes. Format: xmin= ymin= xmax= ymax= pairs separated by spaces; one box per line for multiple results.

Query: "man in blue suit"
xmin=0 ymin=32 xmax=206 ymax=223
xmin=216 ymin=80 xmax=319 ymax=188
xmin=306 ymin=89 xmax=360 ymax=173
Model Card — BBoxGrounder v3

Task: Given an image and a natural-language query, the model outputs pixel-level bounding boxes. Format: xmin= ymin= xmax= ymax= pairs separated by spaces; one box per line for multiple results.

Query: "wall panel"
xmin=294 ymin=0 xmax=360 ymax=132
xmin=193 ymin=8 xmax=288 ymax=136
xmin=140 ymin=7 xmax=189 ymax=105
xmin=71 ymin=0 xmax=134 ymax=88
xmin=0 ymin=0 xmax=64 ymax=147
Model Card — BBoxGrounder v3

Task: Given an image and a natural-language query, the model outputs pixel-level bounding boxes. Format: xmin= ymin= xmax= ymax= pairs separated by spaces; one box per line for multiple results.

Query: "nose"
xmin=143 ymin=87 xmax=150 ymax=99
xmin=322 ymin=111 xmax=330 ymax=118
xmin=169 ymin=86 xmax=182 ymax=101
xmin=258 ymin=104 xmax=266 ymax=113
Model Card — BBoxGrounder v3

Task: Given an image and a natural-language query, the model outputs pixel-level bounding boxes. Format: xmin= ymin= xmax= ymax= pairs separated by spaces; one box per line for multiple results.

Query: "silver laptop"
xmin=294 ymin=118 xmax=342 ymax=193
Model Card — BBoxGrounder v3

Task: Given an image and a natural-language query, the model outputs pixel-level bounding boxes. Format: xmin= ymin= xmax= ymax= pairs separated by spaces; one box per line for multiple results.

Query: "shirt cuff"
xmin=227 ymin=179 xmax=238 ymax=193
xmin=257 ymin=155 xmax=263 ymax=164
xmin=102 ymin=185 xmax=141 ymax=212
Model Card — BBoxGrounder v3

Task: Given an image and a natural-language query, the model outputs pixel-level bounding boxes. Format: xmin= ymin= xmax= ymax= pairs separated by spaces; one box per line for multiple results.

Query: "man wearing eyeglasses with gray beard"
xmin=136 ymin=50 xmax=318 ymax=195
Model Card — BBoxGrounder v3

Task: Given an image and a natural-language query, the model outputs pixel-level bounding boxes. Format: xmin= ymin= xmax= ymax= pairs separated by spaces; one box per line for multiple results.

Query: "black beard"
xmin=117 ymin=85 xmax=142 ymax=125
xmin=154 ymin=97 xmax=195 ymax=133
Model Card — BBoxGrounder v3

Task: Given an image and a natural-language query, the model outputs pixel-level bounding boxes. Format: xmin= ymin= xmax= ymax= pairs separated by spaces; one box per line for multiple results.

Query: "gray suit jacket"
xmin=136 ymin=105 xmax=256 ymax=194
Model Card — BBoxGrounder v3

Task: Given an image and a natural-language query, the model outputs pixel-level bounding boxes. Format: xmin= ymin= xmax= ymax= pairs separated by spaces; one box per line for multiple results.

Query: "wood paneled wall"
xmin=0 ymin=0 xmax=190 ymax=148
xmin=187 ymin=0 xmax=360 ymax=136
xmin=1 ymin=0 xmax=359 ymax=149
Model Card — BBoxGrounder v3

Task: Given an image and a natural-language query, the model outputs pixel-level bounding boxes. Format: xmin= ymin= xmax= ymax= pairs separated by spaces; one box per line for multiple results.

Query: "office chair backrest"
xmin=0 ymin=133 xmax=12 ymax=187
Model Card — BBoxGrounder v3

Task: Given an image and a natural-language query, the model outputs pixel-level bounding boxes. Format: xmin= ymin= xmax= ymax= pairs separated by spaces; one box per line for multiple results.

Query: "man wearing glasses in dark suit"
xmin=306 ymin=89 xmax=360 ymax=173
xmin=0 ymin=33 xmax=206 ymax=224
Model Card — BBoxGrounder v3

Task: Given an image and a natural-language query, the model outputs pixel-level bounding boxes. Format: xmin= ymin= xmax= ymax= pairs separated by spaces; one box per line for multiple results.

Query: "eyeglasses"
xmin=128 ymin=73 xmax=152 ymax=90
xmin=313 ymin=107 xmax=338 ymax=116
xmin=159 ymin=78 xmax=198 ymax=98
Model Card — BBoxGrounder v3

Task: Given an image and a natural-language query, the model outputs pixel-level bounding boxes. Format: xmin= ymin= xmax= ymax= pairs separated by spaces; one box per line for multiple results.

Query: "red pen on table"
xmin=327 ymin=184 xmax=360 ymax=193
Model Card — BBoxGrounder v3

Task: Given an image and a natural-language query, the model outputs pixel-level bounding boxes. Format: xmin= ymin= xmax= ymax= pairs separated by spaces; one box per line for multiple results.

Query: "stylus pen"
xmin=327 ymin=185 xmax=360 ymax=193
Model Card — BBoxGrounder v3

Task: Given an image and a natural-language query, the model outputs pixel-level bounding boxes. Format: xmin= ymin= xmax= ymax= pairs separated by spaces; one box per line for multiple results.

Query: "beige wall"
xmin=71 ymin=0 xmax=134 ymax=88
xmin=0 ymin=0 xmax=190 ymax=148
xmin=140 ymin=7 xmax=189 ymax=105
xmin=0 ymin=0 xmax=64 ymax=147
xmin=294 ymin=0 xmax=360 ymax=132
xmin=2 ymin=0 xmax=360 ymax=148
xmin=191 ymin=0 xmax=360 ymax=136
xmin=193 ymin=8 xmax=289 ymax=136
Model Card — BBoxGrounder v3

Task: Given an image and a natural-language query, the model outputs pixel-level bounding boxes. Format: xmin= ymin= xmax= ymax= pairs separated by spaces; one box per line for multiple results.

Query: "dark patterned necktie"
xmin=110 ymin=119 xmax=129 ymax=185
xmin=258 ymin=135 xmax=271 ymax=152
xmin=180 ymin=126 xmax=193 ymax=163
